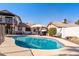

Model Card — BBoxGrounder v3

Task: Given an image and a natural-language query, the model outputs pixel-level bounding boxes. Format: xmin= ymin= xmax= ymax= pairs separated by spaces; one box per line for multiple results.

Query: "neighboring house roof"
xmin=47 ymin=24 xmax=56 ymax=29
xmin=64 ymin=24 xmax=79 ymax=27
xmin=31 ymin=24 xmax=46 ymax=28
xmin=52 ymin=22 xmax=66 ymax=28
xmin=0 ymin=10 xmax=15 ymax=16
xmin=48 ymin=22 xmax=79 ymax=28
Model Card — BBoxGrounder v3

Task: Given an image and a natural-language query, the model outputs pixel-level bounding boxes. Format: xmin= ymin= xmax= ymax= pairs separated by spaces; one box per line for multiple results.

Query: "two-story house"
xmin=0 ymin=10 xmax=32 ymax=35
xmin=0 ymin=10 xmax=22 ymax=35
xmin=0 ymin=10 xmax=32 ymax=44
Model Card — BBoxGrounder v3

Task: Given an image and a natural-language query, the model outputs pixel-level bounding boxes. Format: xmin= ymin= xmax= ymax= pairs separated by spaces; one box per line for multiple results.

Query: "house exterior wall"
xmin=22 ymin=27 xmax=25 ymax=32
xmin=0 ymin=15 xmax=16 ymax=27
xmin=15 ymin=26 xmax=18 ymax=31
xmin=60 ymin=27 xmax=79 ymax=38
xmin=0 ymin=15 xmax=21 ymax=25
xmin=0 ymin=16 xmax=5 ymax=23
xmin=0 ymin=15 xmax=22 ymax=34
xmin=14 ymin=26 xmax=26 ymax=32
xmin=47 ymin=25 xmax=62 ymax=36
xmin=2 ymin=16 xmax=5 ymax=23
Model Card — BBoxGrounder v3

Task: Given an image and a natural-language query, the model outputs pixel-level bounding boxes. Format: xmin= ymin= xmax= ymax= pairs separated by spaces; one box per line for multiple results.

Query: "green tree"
xmin=48 ymin=28 xmax=57 ymax=36
xmin=62 ymin=19 xmax=68 ymax=24
xmin=75 ymin=20 xmax=79 ymax=25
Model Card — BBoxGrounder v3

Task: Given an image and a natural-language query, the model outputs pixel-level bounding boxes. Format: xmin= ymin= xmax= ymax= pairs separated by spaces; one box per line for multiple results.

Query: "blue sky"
xmin=0 ymin=3 xmax=79 ymax=25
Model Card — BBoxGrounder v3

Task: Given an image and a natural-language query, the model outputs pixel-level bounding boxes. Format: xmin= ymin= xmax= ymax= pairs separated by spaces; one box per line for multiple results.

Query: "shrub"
xmin=65 ymin=36 xmax=79 ymax=44
xmin=48 ymin=28 xmax=57 ymax=36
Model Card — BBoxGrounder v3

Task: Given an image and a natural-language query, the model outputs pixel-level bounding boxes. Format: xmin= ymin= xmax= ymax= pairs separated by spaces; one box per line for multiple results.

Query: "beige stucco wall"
xmin=14 ymin=26 xmax=26 ymax=32
xmin=22 ymin=27 xmax=25 ymax=32
xmin=15 ymin=26 xmax=18 ymax=31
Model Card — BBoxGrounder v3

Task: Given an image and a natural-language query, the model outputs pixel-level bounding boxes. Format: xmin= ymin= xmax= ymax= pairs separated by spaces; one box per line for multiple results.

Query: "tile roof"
xmin=48 ymin=22 xmax=79 ymax=28
xmin=0 ymin=10 xmax=15 ymax=16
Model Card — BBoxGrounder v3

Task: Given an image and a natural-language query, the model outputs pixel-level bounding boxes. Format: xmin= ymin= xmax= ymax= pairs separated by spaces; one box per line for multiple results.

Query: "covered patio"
xmin=31 ymin=24 xmax=47 ymax=35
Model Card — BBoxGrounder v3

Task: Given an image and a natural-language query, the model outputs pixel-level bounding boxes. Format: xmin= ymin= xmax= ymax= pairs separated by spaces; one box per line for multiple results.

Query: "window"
xmin=5 ymin=17 xmax=12 ymax=24
xmin=18 ymin=27 xmax=22 ymax=31
xmin=14 ymin=19 xmax=17 ymax=25
xmin=25 ymin=27 xmax=31 ymax=31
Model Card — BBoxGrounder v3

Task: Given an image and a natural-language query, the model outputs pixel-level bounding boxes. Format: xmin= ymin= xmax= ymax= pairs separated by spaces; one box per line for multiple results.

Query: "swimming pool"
xmin=13 ymin=36 xmax=64 ymax=50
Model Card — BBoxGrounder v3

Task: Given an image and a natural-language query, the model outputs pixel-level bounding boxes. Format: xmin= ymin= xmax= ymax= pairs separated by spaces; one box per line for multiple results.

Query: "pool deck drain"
xmin=0 ymin=35 xmax=79 ymax=56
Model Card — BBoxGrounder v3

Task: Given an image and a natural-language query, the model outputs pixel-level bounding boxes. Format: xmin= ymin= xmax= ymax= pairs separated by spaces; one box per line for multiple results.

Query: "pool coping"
xmin=27 ymin=35 xmax=79 ymax=46
xmin=26 ymin=35 xmax=79 ymax=56
xmin=5 ymin=35 xmax=79 ymax=56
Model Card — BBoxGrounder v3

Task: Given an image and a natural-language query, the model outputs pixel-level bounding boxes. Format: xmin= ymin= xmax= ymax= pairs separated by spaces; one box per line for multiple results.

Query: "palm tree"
xmin=47 ymin=22 xmax=53 ymax=27
xmin=75 ymin=20 xmax=79 ymax=25
xmin=62 ymin=19 xmax=68 ymax=24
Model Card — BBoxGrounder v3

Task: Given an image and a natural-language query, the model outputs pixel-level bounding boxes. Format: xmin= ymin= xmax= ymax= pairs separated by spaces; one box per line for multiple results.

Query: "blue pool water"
xmin=13 ymin=36 xmax=64 ymax=50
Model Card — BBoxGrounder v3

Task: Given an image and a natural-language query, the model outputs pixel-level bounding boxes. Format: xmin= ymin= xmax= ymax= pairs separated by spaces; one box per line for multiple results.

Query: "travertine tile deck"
xmin=0 ymin=37 xmax=33 ymax=56
xmin=30 ymin=35 xmax=79 ymax=56
xmin=0 ymin=35 xmax=79 ymax=56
